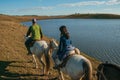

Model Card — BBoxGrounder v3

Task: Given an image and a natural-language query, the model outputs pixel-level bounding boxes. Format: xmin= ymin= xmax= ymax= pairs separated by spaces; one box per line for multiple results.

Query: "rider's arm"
xmin=26 ymin=26 xmax=31 ymax=37
xmin=57 ymin=37 xmax=63 ymax=55
xmin=39 ymin=26 xmax=43 ymax=39
xmin=70 ymin=40 xmax=72 ymax=44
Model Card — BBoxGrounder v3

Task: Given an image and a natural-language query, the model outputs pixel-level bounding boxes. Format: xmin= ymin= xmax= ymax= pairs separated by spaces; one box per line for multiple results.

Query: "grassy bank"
xmin=0 ymin=14 xmax=101 ymax=80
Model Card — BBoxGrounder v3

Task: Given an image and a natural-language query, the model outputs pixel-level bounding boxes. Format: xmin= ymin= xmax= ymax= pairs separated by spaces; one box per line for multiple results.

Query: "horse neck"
xmin=53 ymin=43 xmax=58 ymax=49
xmin=52 ymin=40 xmax=58 ymax=48
xmin=53 ymin=48 xmax=58 ymax=54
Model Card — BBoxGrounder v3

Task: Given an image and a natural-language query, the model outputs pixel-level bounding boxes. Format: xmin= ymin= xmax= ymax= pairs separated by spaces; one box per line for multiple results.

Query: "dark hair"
xmin=59 ymin=25 xmax=66 ymax=32
xmin=59 ymin=25 xmax=68 ymax=36
xmin=65 ymin=32 xmax=70 ymax=39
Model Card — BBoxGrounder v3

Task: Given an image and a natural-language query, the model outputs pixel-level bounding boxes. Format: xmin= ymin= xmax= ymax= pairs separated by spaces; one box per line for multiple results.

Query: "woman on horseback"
xmin=57 ymin=25 xmax=75 ymax=61
xmin=53 ymin=25 xmax=75 ymax=69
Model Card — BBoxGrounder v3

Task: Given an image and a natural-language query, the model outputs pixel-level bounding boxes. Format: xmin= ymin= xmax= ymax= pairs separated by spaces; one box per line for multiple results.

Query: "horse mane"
xmin=97 ymin=62 xmax=120 ymax=80
xmin=98 ymin=63 xmax=120 ymax=71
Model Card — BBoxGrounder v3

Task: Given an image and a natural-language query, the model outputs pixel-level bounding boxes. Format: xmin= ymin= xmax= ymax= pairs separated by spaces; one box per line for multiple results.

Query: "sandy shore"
xmin=0 ymin=14 xmax=101 ymax=80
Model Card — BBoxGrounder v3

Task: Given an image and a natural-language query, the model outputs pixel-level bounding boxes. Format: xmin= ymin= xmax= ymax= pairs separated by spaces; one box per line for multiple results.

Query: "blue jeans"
xmin=58 ymin=47 xmax=75 ymax=61
xmin=25 ymin=37 xmax=33 ymax=52
xmin=52 ymin=51 xmax=63 ymax=61
xmin=57 ymin=51 xmax=65 ymax=61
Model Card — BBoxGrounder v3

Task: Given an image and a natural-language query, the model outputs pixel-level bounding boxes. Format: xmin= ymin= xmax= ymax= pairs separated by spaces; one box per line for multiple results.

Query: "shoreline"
xmin=0 ymin=14 xmax=101 ymax=80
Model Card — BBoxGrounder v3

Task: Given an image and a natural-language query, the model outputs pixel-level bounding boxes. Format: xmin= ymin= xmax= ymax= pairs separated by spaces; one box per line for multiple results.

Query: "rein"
xmin=97 ymin=65 xmax=107 ymax=80
xmin=59 ymin=53 xmax=75 ymax=68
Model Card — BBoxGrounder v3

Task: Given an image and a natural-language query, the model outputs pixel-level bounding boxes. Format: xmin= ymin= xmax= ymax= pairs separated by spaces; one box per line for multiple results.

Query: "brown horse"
xmin=97 ymin=62 xmax=120 ymax=80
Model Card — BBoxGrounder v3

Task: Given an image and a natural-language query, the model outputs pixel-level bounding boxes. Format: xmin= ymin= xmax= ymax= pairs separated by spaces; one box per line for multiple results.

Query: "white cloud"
xmin=36 ymin=6 xmax=53 ymax=10
xmin=12 ymin=6 xmax=53 ymax=13
xmin=103 ymin=8 xmax=112 ymax=11
xmin=20 ymin=7 xmax=53 ymax=11
xmin=59 ymin=1 xmax=105 ymax=7
xmin=59 ymin=0 xmax=120 ymax=7
xmin=106 ymin=0 xmax=120 ymax=5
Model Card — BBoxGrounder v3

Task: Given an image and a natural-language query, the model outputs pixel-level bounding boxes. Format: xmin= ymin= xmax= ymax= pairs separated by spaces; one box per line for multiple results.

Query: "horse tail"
xmin=83 ymin=60 xmax=92 ymax=80
xmin=44 ymin=49 xmax=50 ymax=74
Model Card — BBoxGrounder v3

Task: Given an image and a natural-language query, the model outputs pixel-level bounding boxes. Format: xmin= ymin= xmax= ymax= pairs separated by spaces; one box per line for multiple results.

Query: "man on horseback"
xmin=25 ymin=18 xmax=43 ymax=55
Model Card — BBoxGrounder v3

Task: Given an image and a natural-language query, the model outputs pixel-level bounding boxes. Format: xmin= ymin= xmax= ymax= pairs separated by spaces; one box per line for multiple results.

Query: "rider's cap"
xmin=32 ymin=18 xmax=37 ymax=23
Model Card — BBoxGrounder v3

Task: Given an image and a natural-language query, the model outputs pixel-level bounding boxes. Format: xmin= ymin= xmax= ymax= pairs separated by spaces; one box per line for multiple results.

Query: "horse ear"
xmin=49 ymin=39 xmax=53 ymax=42
xmin=49 ymin=40 xmax=51 ymax=44
xmin=49 ymin=38 xmax=57 ymax=44
xmin=51 ymin=38 xmax=55 ymax=42
xmin=49 ymin=39 xmax=54 ymax=44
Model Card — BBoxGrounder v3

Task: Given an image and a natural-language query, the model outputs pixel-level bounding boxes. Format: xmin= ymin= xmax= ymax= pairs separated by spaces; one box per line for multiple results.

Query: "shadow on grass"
xmin=0 ymin=61 xmax=58 ymax=80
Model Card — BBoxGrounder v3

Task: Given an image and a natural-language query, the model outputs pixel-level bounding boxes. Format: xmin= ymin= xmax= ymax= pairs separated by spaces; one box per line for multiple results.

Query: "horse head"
xmin=49 ymin=39 xmax=58 ymax=56
xmin=49 ymin=39 xmax=58 ymax=49
xmin=49 ymin=39 xmax=61 ymax=65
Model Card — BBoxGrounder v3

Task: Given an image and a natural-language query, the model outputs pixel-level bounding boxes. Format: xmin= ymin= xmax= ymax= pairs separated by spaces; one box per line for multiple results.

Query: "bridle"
xmin=97 ymin=64 xmax=107 ymax=80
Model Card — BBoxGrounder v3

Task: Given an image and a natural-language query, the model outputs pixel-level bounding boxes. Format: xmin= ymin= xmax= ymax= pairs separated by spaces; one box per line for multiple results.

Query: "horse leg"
xmin=58 ymin=69 xmax=64 ymax=80
xmin=44 ymin=50 xmax=50 ymax=75
xmin=32 ymin=54 xmax=38 ymax=69
xmin=38 ymin=57 xmax=46 ymax=75
xmin=83 ymin=61 xmax=92 ymax=80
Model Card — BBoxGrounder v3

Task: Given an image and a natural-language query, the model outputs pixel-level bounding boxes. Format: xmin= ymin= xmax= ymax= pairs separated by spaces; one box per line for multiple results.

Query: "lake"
xmin=23 ymin=19 xmax=120 ymax=65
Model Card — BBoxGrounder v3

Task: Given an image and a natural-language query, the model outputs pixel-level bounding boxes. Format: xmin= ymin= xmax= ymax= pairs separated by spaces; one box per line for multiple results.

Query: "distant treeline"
xmin=1 ymin=13 xmax=120 ymax=19
xmin=65 ymin=14 xmax=120 ymax=19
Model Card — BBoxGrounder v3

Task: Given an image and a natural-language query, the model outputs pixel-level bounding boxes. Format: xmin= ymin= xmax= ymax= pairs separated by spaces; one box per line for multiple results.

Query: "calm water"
xmin=23 ymin=19 xmax=120 ymax=65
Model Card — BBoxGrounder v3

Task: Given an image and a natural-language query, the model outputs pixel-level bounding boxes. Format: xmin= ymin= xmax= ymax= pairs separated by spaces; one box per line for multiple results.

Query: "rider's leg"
xmin=52 ymin=51 xmax=63 ymax=69
xmin=52 ymin=54 xmax=58 ymax=69
xmin=53 ymin=51 xmax=64 ymax=69
xmin=58 ymin=51 xmax=66 ymax=61
xmin=25 ymin=38 xmax=33 ymax=55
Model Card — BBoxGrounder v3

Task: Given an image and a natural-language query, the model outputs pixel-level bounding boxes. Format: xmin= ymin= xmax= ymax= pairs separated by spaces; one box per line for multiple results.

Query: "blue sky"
xmin=0 ymin=0 xmax=120 ymax=15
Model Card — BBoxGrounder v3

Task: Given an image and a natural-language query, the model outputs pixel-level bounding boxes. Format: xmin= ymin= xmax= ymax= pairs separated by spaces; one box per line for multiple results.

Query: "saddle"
xmin=29 ymin=39 xmax=40 ymax=47
xmin=58 ymin=50 xmax=76 ymax=68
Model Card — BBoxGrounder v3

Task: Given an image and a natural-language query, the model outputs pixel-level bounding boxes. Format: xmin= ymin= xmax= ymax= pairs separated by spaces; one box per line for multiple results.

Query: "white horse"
xmin=49 ymin=39 xmax=93 ymax=80
xmin=25 ymin=36 xmax=50 ymax=75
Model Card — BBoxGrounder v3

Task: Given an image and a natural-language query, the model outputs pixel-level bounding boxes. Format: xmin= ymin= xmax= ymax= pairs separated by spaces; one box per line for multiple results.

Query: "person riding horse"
xmin=25 ymin=18 xmax=43 ymax=55
xmin=58 ymin=26 xmax=75 ymax=60
xmin=53 ymin=25 xmax=75 ymax=69
xmin=50 ymin=39 xmax=92 ymax=80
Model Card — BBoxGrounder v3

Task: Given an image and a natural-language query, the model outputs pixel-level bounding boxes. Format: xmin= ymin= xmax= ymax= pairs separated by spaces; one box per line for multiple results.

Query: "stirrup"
xmin=53 ymin=65 xmax=59 ymax=69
